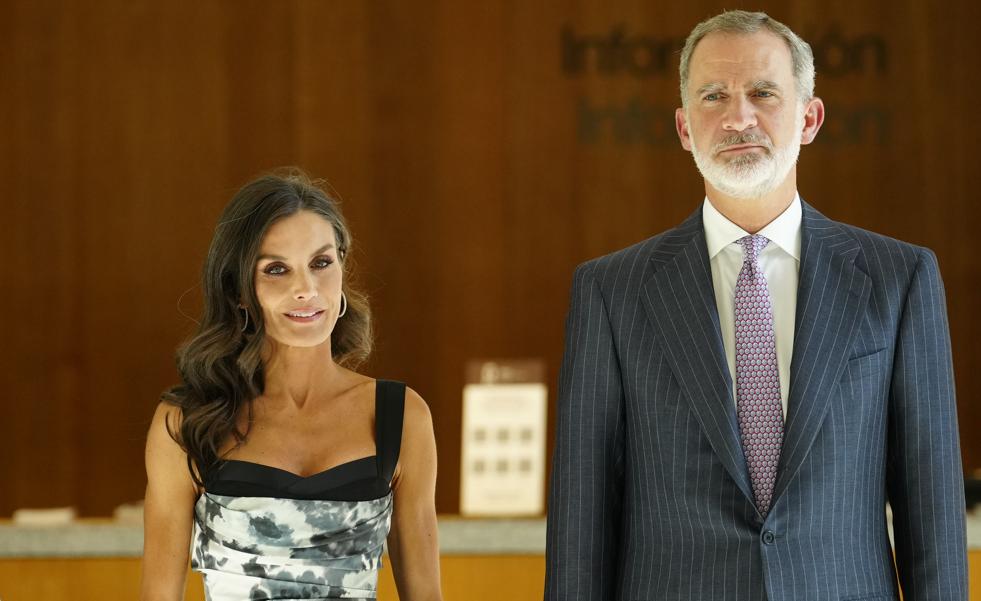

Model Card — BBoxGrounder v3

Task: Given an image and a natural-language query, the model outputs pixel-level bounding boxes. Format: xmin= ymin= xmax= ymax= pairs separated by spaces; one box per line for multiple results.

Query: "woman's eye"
xmin=311 ymin=257 xmax=334 ymax=270
xmin=264 ymin=264 xmax=287 ymax=276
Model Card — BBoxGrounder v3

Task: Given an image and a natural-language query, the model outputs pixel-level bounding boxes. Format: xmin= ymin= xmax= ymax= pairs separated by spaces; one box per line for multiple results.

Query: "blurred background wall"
xmin=1 ymin=0 xmax=978 ymax=516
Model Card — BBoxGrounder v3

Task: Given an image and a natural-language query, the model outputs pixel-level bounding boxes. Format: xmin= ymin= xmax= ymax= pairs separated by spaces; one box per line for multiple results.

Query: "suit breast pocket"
xmin=838 ymin=347 xmax=890 ymax=408
xmin=841 ymin=347 xmax=888 ymax=380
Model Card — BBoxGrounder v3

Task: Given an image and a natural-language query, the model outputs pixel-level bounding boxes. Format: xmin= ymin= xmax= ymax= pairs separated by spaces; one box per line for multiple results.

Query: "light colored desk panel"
xmin=0 ymin=558 xmax=203 ymax=601
xmin=972 ymin=551 xmax=981 ymax=601
xmin=0 ymin=554 xmax=976 ymax=600
xmin=378 ymin=555 xmax=546 ymax=601
xmin=0 ymin=556 xmax=547 ymax=601
xmin=1 ymin=511 xmax=978 ymax=600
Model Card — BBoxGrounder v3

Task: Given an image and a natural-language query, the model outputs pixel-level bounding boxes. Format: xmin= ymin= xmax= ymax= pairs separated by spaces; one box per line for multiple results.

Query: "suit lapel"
xmin=640 ymin=208 xmax=754 ymax=504
xmin=771 ymin=202 xmax=871 ymax=503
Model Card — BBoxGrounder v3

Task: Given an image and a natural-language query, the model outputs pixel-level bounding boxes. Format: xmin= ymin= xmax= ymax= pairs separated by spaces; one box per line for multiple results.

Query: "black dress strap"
xmin=375 ymin=380 xmax=406 ymax=485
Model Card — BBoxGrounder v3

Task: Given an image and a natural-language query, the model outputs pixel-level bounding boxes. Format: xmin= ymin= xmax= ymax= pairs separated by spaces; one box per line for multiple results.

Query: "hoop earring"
xmin=338 ymin=292 xmax=348 ymax=318
xmin=240 ymin=307 xmax=250 ymax=332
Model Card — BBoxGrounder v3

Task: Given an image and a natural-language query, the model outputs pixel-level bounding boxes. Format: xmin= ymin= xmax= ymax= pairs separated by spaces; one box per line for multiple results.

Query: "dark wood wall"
xmin=2 ymin=0 xmax=978 ymax=516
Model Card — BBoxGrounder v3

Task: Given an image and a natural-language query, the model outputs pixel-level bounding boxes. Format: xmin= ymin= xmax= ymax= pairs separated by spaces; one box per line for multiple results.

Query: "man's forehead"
xmin=689 ymin=30 xmax=793 ymax=84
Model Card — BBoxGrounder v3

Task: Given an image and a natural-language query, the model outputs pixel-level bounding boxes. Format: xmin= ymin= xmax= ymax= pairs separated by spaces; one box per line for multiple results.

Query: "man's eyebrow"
xmin=257 ymin=243 xmax=335 ymax=262
xmin=695 ymin=80 xmax=782 ymax=97
xmin=696 ymin=83 xmax=726 ymax=96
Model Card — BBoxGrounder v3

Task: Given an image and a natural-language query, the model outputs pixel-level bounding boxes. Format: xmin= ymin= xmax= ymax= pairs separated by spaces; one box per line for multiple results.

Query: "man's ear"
xmin=675 ymin=107 xmax=693 ymax=152
xmin=800 ymin=97 xmax=825 ymax=145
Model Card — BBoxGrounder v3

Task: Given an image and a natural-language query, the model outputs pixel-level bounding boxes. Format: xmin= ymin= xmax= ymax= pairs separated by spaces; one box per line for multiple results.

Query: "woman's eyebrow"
xmin=257 ymin=243 xmax=335 ymax=262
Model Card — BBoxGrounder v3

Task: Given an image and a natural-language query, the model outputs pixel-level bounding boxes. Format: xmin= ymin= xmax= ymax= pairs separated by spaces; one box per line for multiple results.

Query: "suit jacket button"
xmin=762 ymin=530 xmax=775 ymax=545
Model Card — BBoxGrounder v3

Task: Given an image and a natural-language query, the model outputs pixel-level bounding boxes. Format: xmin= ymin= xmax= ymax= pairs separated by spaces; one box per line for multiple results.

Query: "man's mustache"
xmin=712 ymin=134 xmax=773 ymax=155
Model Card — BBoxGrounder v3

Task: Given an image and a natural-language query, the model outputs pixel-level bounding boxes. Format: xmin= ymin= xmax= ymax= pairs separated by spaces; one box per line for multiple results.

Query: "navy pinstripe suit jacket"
xmin=545 ymin=202 xmax=967 ymax=601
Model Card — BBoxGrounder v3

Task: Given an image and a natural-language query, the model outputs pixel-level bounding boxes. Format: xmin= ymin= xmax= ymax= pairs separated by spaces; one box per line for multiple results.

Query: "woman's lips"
xmin=284 ymin=310 xmax=325 ymax=323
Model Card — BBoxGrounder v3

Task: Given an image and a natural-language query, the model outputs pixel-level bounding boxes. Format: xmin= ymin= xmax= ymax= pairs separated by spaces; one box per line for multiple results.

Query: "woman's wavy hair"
xmin=161 ymin=168 xmax=372 ymax=484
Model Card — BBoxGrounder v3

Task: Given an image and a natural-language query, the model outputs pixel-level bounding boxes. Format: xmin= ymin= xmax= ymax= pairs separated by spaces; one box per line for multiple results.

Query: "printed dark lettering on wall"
xmin=564 ymin=23 xmax=890 ymax=147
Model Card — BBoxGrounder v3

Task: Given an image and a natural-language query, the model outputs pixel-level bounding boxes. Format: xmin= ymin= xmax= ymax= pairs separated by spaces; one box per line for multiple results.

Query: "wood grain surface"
xmin=1 ymin=0 xmax=978 ymax=517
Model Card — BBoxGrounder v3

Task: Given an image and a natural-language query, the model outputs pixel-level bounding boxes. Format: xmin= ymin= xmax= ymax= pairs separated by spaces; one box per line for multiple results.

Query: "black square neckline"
xmin=203 ymin=380 xmax=405 ymax=502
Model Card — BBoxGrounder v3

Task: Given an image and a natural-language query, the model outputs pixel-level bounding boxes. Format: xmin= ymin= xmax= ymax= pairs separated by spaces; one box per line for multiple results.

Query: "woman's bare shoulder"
xmin=402 ymin=386 xmax=432 ymax=427
xmin=390 ymin=385 xmax=435 ymax=489
xmin=148 ymin=401 xmax=184 ymax=441
xmin=145 ymin=401 xmax=201 ymax=495
xmin=399 ymin=386 xmax=435 ymax=458
xmin=371 ymin=378 xmax=432 ymax=428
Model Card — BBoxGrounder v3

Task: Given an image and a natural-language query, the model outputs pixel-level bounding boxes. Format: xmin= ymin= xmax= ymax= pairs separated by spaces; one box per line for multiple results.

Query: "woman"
xmin=141 ymin=170 xmax=442 ymax=600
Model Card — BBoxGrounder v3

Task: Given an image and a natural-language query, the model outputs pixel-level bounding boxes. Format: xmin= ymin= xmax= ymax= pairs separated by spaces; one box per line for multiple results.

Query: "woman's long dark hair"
xmin=161 ymin=168 xmax=372 ymax=485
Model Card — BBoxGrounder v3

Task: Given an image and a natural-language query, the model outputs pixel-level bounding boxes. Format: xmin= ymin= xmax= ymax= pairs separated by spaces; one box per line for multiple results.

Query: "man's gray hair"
xmin=679 ymin=10 xmax=815 ymax=108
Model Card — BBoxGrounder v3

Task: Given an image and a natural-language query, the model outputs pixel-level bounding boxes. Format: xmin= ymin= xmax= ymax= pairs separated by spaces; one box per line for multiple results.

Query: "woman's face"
xmin=253 ymin=210 xmax=343 ymax=349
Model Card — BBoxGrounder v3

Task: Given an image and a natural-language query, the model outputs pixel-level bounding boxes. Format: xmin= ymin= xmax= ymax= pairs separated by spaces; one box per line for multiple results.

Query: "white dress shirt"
xmin=702 ymin=195 xmax=802 ymax=420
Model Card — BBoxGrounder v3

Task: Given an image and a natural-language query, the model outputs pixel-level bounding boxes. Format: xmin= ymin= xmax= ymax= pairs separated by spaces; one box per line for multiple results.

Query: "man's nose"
xmin=722 ymin=96 xmax=758 ymax=132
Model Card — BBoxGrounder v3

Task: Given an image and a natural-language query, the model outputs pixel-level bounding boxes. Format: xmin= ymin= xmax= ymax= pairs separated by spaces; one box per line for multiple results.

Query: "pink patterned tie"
xmin=734 ymin=234 xmax=784 ymax=516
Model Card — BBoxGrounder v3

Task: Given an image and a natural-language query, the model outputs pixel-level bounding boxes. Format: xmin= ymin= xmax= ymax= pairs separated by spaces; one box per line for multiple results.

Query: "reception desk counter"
xmin=0 ymin=515 xmax=978 ymax=600
xmin=0 ymin=516 xmax=546 ymax=601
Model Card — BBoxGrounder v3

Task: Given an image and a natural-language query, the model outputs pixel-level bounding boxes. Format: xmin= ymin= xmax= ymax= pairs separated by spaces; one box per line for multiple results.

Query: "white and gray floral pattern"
xmin=191 ymin=491 xmax=393 ymax=600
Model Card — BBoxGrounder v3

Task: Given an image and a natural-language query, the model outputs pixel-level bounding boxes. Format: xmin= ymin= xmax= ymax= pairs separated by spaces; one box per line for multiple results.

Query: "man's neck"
xmin=705 ymin=174 xmax=797 ymax=234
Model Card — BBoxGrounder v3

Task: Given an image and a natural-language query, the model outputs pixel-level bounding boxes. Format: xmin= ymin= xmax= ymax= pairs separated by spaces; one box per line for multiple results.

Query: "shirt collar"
xmin=702 ymin=193 xmax=802 ymax=260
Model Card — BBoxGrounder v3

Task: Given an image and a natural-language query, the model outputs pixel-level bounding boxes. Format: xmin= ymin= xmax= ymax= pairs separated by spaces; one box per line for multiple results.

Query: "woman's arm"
xmin=141 ymin=402 xmax=199 ymax=601
xmin=386 ymin=388 xmax=443 ymax=601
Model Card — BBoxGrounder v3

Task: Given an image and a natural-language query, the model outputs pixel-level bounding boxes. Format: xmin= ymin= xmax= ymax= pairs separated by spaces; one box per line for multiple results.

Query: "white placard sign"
xmin=460 ymin=382 xmax=547 ymax=516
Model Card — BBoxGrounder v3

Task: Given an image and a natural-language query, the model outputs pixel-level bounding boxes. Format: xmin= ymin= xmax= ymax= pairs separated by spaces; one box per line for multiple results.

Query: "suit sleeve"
xmin=886 ymin=248 xmax=968 ymax=601
xmin=545 ymin=264 xmax=626 ymax=601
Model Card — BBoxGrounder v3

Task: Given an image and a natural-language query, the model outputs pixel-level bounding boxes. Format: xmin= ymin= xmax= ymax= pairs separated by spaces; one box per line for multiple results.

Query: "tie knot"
xmin=739 ymin=234 xmax=769 ymax=263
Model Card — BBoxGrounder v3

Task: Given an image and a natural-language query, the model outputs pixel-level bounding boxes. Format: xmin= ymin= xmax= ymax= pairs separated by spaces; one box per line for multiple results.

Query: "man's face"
xmin=675 ymin=30 xmax=821 ymax=199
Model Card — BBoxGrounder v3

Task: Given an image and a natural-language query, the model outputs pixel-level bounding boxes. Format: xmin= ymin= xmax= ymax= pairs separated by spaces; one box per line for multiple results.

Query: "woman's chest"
xmin=222 ymin=403 xmax=376 ymax=477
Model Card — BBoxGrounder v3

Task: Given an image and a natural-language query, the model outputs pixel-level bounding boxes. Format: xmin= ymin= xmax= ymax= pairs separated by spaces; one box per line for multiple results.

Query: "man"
xmin=545 ymin=10 xmax=967 ymax=601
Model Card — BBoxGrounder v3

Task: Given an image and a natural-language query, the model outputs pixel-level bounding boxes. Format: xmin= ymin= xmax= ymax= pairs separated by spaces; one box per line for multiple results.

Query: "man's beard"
xmin=689 ymin=109 xmax=804 ymax=200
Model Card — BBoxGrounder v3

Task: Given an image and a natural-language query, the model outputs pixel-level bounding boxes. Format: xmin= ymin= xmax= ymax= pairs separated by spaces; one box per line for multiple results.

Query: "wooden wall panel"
xmin=0 ymin=0 xmax=83 ymax=513
xmin=0 ymin=0 xmax=978 ymax=517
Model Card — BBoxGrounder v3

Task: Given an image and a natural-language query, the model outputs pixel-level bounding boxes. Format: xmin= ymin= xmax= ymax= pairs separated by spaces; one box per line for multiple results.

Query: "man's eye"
xmin=704 ymin=93 xmax=721 ymax=101
xmin=311 ymin=257 xmax=334 ymax=270
xmin=755 ymin=90 xmax=774 ymax=98
xmin=264 ymin=264 xmax=287 ymax=276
